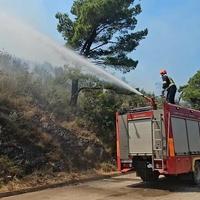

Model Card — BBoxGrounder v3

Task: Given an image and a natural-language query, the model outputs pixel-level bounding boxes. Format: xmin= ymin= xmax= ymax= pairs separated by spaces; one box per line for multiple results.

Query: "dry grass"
xmin=60 ymin=120 xmax=101 ymax=143
xmin=0 ymin=169 xmax=118 ymax=193
xmin=97 ymin=162 xmax=117 ymax=173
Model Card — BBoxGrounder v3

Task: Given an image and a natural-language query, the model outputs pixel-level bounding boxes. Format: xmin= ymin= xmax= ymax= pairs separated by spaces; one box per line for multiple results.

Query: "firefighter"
xmin=160 ymin=69 xmax=177 ymax=104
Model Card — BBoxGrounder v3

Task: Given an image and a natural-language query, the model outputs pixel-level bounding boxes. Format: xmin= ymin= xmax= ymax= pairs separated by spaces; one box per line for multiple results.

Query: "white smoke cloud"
xmin=0 ymin=12 xmax=66 ymax=66
xmin=0 ymin=12 xmax=143 ymax=96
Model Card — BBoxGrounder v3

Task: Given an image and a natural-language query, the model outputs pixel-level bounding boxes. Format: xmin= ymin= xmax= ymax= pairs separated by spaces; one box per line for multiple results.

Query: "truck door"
xmin=128 ymin=118 xmax=152 ymax=155
xmin=118 ymin=114 xmax=129 ymax=160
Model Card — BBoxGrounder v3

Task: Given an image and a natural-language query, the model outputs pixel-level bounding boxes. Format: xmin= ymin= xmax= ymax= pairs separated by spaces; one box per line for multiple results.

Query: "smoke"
xmin=0 ymin=12 xmax=143 ymax=96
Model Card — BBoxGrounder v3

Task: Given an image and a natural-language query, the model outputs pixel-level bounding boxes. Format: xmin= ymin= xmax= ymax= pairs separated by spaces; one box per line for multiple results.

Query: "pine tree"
xmin=56 ymin=0 xmax=148 ymax=106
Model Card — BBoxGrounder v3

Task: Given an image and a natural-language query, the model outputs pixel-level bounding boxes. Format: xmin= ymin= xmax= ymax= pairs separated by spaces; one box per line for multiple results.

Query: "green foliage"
xmin=56 ymin=0 xmax=148 ymax=72
xmin=79 ymin=89 xmax=148 ymax=152
xmin=79 ymin=91 xmax=121 ymax=153
xmin=180 ymin=70 xmax=200 ymax=109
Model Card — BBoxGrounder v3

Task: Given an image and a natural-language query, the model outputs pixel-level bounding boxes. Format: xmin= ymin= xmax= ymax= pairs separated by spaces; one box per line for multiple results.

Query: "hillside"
xmin=0 ymin=52 xmax=149 ymax=190
xmin=0 ymin=92 xmax=111 ymax=187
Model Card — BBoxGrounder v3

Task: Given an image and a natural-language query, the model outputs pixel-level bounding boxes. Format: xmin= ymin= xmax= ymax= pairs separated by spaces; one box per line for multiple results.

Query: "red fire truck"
xmin=116 ymin=102 xmax=200 ymax=184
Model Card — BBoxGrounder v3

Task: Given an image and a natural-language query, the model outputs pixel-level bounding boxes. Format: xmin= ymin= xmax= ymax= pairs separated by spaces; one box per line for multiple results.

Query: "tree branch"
xmin=96 ymin=25 xmax=109 ymax=35
xmin=84 ymin=28 xmax=97 ymax=56
xmin=89 ymin=41 xmax=117 ymax=52
xmin=80 ymin=40 xmax=88 ymax=55
xmin=89 ymin=42 xmax=108 ymax=52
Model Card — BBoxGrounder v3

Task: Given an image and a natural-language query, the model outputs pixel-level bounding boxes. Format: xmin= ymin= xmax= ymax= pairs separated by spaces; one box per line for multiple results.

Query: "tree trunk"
xmin=69 ymin=28 xmax=97 ymax=107
xmin=69 ymin=79 xmax=79 ymax=106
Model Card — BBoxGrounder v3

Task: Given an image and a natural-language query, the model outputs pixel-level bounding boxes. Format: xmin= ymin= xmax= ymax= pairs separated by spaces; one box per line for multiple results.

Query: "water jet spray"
xmin=0 ymin=13 xmax=144 ymax=98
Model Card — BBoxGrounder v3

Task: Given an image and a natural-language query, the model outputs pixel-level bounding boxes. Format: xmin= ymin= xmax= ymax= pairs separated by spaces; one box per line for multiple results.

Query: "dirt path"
xmin=2 ymin=173 xmax=200 ymax=200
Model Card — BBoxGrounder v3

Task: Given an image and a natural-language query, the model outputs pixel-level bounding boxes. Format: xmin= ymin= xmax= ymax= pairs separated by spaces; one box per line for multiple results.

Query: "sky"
xmin=0 ymin=0 xmax=199 ymax=94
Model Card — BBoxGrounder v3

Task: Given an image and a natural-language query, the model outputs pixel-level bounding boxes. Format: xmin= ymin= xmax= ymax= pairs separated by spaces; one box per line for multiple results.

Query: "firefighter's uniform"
xmin=160 ymin=70 xmax=177 ymax=104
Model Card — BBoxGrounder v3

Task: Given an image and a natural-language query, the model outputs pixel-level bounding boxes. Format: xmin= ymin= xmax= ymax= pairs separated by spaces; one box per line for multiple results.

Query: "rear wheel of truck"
xmin=133 ymin=158 xmax=159 ymax=182
xmin=164 ymin=174 xmax=177 ymax=180
xmin=193 ymin=161 xmax=200 ymax=185
xmin=140 ymin=170 xmax=159 ymax=182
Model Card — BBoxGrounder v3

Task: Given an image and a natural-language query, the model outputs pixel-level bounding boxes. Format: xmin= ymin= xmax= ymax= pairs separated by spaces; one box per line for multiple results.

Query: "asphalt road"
xmin=2 ymin=173 xmax=200 ymax=200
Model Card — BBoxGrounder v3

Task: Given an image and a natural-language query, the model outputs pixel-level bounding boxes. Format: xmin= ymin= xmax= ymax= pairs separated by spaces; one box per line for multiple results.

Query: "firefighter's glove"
xmin=161 ymin=90 xmax=165 ymax=97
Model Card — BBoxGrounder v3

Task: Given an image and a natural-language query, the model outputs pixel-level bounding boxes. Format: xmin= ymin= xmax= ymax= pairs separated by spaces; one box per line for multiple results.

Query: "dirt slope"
xmin=0 ymin=96 xmax=109 ymax=187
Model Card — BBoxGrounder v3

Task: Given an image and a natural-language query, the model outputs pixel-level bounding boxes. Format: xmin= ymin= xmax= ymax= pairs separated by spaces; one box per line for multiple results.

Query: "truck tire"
xmin=164 ymin=174 xmax=177 ymax=180
xmin=140 ymin=170 xmax=159 ymax=182
xmin=193 ymin=161 xmax=200 ymax=185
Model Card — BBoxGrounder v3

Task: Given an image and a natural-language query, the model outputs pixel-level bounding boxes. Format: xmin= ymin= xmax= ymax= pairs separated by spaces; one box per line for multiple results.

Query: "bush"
xmin=0 ymin=156 xmax=23 ymax=183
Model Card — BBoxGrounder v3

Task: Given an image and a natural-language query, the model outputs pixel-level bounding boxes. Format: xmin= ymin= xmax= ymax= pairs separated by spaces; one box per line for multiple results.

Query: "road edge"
xmin=0 ymin=171 xmax=133 ymax=198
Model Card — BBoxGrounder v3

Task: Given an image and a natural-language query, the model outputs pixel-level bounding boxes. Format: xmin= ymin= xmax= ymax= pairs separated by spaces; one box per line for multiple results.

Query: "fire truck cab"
xmin=116 ymin=103 xmax=200 ymax=184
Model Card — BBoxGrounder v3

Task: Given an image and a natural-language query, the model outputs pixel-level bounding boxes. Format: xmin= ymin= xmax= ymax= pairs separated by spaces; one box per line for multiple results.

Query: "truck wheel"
xmin=140 ymin=170 xmax=159 ymax=182
xmin=193 ymin=161 xmax=200 ymax=185
xmin=164 ymin=174 xmax=177 ymax=180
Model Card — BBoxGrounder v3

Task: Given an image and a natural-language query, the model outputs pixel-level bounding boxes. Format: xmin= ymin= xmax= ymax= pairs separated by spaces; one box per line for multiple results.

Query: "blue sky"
xmin=0 ymin=0 xmax=200 ymax=94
